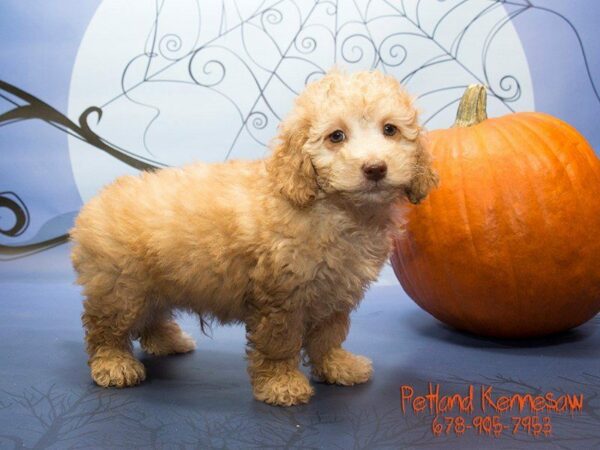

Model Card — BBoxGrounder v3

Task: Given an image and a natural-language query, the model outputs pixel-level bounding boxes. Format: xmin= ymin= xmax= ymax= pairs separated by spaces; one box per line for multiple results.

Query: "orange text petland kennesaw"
xmin=401 ymin=383 xmax=584 ymax=415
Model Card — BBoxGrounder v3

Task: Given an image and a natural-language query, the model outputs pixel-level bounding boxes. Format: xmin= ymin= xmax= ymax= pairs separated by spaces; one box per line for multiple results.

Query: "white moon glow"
xmin=68 ymin=0 xmax=534 ymax=284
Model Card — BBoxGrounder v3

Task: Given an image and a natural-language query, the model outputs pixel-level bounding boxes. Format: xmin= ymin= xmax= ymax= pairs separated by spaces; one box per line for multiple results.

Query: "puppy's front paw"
xmin=252 ymin=369 xmax=314 ymax=406
xmin=90 ymin=353 xmax=146 ymax=388
xmin=311 ymin=348 xmax=373 ymax=386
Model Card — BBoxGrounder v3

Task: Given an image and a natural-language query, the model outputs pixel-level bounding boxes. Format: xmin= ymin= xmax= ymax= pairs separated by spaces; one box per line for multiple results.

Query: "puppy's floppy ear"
xmin=267 ymin=115 xmax=319 ymax=207
xmin=405 ymin=131 xmax=439 ymax=204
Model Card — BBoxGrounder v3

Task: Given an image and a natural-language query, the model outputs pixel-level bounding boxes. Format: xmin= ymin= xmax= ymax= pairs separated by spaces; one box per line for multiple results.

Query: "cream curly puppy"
xmin=71 ymin=70 xmax=437 ymax=406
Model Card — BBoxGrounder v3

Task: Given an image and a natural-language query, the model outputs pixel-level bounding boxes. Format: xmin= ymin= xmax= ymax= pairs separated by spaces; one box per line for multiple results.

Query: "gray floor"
xmin=0 ymin=244 xmax=599 ymax=449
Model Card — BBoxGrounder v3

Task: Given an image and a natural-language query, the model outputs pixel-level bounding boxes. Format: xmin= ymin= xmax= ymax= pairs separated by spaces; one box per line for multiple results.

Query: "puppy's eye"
xmin=383 ymin=123 xmax=397 ymax=136
xmin=329 ymin=130 xmax=346 ymax=143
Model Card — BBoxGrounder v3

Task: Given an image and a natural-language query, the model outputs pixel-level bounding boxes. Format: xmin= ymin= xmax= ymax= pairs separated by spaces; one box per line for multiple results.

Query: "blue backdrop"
xmin=2 ymin=0 xmax=600 ymax=271
xmin=1 ymin=2 xmax=599 ymax=449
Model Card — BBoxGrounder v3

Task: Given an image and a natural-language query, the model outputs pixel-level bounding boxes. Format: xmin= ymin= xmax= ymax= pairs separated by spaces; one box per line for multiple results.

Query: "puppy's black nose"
xmin=362 ymin=161 xmax=387 ymax=181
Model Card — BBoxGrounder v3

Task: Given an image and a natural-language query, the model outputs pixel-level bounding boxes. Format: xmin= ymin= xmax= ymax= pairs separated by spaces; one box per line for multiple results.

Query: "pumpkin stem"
xmin=454 ymin=84 xmax=488 ymax=127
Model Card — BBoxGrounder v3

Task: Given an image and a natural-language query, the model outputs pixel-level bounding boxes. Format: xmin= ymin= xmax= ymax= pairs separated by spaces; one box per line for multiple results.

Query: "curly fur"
xmin=70 ymin=69 xmax=438 ymax=406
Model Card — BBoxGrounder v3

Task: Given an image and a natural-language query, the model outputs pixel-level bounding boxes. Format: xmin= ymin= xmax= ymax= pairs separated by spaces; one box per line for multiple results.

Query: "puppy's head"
xmin=267 ymin=69 xmax=438 ymax=208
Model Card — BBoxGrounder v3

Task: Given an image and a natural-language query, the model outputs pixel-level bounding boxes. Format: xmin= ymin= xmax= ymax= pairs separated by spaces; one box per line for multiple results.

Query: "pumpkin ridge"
xmin=420 ymin=135 xmax=461 ymax=321
xmin=578 ymin=141 xmax=600 ymax=184
xmin=526 ymin=111 xmax=587 ymax=139
xmin=445 ymin=128 xmax=479 ymax=323
xmin=515 ymin=117 xmax=585 ymax=218
xmin=472 ymin=122 xmax=524 ymax=322
xmin=576 ymin=141 xmax=600 ymax=185
xmin=482 ymin=119 xmax=546 ymax=326
xmin=391 ymin=238 xmax=418 ymax=305
xmin=484 ymin=118 xmax=547 ymax=225
xmin=394 ymin=203 xmax=423 ymax=306
xmin=509 ymin=117 xmax=593 ymax=308
xmin=452 ymin=128 xmax=480 ymax=266
xmin=395 ymin=149 xmax=433 ymax=307
xmin=416 ymin=177 xmax=437 ymax=303
xmin=526 ymin=113 xmax=600 ymax=186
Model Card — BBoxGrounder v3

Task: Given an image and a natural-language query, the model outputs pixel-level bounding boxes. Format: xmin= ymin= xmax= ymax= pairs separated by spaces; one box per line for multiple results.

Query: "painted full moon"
xmin=67 ymin=0 xmax=533 ymax=286
xmin=68 ymin=0 xmax=534 ymax=203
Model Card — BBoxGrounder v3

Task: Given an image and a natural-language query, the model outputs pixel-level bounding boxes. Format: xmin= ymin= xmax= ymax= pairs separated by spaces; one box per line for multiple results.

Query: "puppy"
xmin=70 ymin=70 xmax=438 ymax=406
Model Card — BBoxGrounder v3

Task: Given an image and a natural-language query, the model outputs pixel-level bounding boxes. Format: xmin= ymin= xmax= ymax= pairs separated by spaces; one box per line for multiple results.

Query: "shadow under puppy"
xmin=70 ymin=69 xmax=438 ymax=406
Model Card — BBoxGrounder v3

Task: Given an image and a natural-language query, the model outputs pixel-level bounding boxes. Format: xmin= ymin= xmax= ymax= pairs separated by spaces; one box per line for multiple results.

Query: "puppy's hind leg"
xmin=139 ymin=312 xmax=196 ymax=356
xmin=81 ymin=271 xmax=148 ymax=388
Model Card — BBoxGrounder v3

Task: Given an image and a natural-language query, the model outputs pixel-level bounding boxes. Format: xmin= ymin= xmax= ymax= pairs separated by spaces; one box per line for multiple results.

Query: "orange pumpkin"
xmin=391 ymin=85 xmax=600 ymax=338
